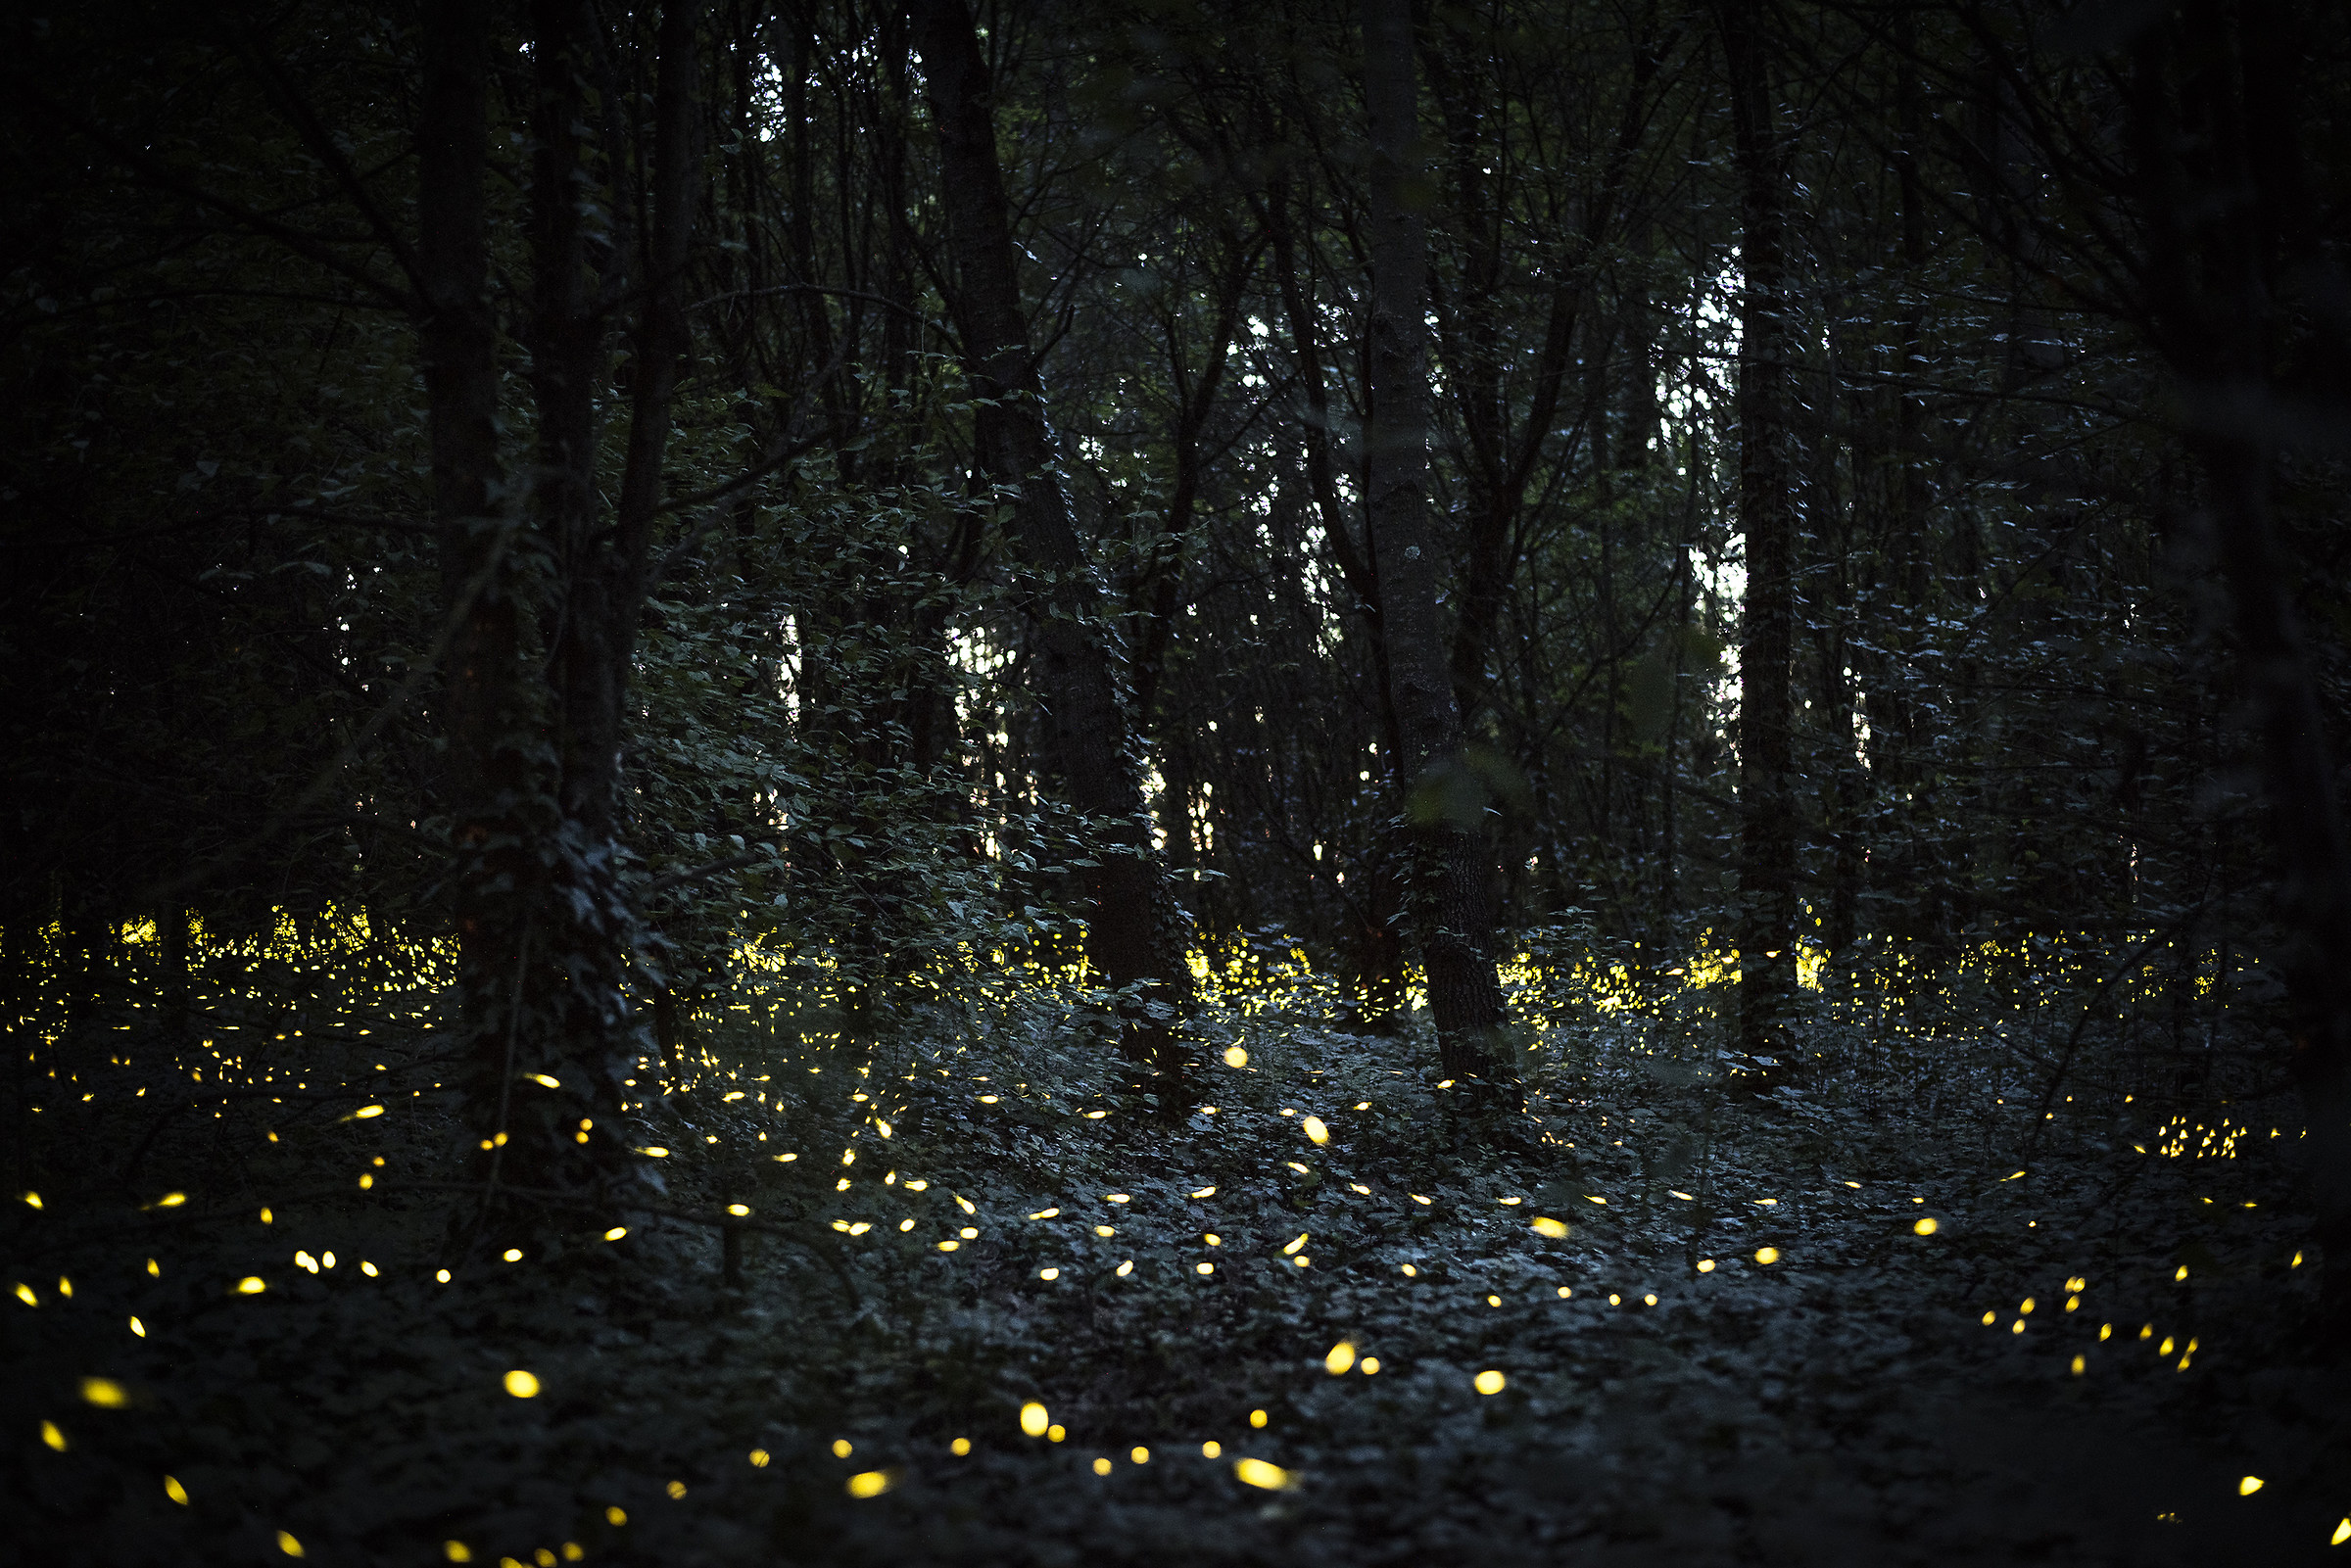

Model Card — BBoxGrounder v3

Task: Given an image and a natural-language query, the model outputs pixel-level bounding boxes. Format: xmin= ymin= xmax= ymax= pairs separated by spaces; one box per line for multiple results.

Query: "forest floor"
xmin=7 ymin=942 xmax=2349 ymax=1566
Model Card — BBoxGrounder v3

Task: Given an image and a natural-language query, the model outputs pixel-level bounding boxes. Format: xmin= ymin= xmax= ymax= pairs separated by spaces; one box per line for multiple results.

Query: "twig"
xmin=643 ymin=852 xmax=767 ymax=897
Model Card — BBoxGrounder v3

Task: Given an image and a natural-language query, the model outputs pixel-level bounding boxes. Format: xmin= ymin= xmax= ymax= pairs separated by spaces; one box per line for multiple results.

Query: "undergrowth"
xmin=5 ymin=928 xmax=2347 ymax=1565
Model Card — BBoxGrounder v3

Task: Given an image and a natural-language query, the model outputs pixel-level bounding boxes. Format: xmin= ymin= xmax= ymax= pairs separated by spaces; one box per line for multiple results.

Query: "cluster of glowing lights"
xmin=17 ymin=912 xmax=2331 ymax=1550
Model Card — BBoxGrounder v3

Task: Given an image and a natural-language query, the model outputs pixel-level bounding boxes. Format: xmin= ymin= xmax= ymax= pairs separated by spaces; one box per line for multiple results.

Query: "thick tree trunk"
xmin=420 ymin=0 xmax=561 ymax=1203
xmin=1719 ymin=0 xmax=1799 ymax=1059
xmin=2202 ymin=443 xmax=2351 ymax=1334
xmin=2125 ymin=0 xmax=2351 ymax=1336
xmin=1360 ymin=0 xmax=1511 ymax=1087
xmin=909 ymin=0 xmax=1192 ymax=1100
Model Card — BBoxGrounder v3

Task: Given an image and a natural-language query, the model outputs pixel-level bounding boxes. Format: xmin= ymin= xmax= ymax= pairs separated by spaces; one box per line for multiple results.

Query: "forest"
xmin=5 ymin=0 xmax=2351 ymax=1561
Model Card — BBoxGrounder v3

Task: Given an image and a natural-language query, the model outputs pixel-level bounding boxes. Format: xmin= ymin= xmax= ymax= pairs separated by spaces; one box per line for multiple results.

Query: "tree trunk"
xmin=2125 ymin=0 xmax=2351 ymax=1336
xmin=1360 ymin=0 xmax=1511 ymax=1088
xmin=530 ymin=0 xmax=701 ymax=1186
xmin=1266 ymin=171 xmax=1412 ymax=1024
xmin=419 ymin=0 xmax=561 ymax=1205
xmin=908 ymin=0 xmax=1192 ymax=1101
xmin=424 ymin=0 xmax=700 ymax=1220
xmin=1719 ymin=0 xmax=1799 ymax=1059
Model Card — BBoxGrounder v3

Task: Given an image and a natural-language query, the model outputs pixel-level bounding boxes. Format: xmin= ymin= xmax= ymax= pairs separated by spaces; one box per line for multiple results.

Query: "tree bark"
xmin=908 ymin=0 xmax=1192 ymax=1100
xmin=420 ymin=0 xmax=566 ymax=1208
xmin=1360 ymin=0 xmax=1511 ymax=1087
xmin=422 ymin=1 xmax=701 ymax=1217
xmin=529 ymin=0 xmax=702 ymax=1194
xmin=2125 ymin=0 xmax=2351 ymax=1336
xmin=1265 ymin=171 xmax=1412 ymax=1025
xmin=1719 ymin=0 xmax=1799 ymax=1058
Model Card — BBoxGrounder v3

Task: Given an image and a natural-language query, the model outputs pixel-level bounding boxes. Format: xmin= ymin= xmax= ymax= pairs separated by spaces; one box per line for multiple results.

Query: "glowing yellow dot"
xmin=1048 ymin=1424 xmax=1066 ymax=1443
xmin=846 ymin=1470 xmax=891 ymax=1497
xmin=504 ymin=1370 xmax=540 ymax=1398
xmin=79 ymin=1377 xmax=126 ymax=1407
xmin=2239 ymin=1476 xmax=2264 ymax=1496
xmin=2175 ymin=1265 xmax=2189 ymax=1281
xmin=277 ymin=1530 xmax=305 ymax=1557
xmin=1913 ymin=1217 xmax=1938 ymax=1235
xmin=165 ymin=1476 xmax=188 ymax=1504
xmin=502 ymin=1249 xmax=522 ymax=1262
xmin=1223 ymin=1046 xmax=1248 ymax=1069
xmin=1474 ymin=1369 xmax=1507 ymax=1395
xmin=605 ymin=1507 xmax=627 ymax=1527
xmin=2332 ymin=1518 xmax=2350 ymax=1545
xmin=1021 ymin=1402 xmax=1049 ymax=1437
xmin=1202 ymin=1440 xmax=1223 ymax=1457
xmin=1301 ymin=1116 xmax=1329 ymax=1145
xmin=833 ymin=1438 xmax=853 ymax=1457
xmin=1234 ymin=1457 xmax=1292 ymax=1490
xmin=1532 ymin=1216 xmax=1568 ymax=1239
xmin=951 ymin=1438 xmax=971 ymax=1455
xmin=1324 ymin=1341 xmax=1357 ymax=1374
xmin=1250 ymin=1408 xmax=1269 ymax=1428
xmin=666 ymin=1480 xmax=687 ymax=1499
xmin=2071 ymin=1355 xmax=2086 ymax=1375
xmin=1196 ymin=1262 xmax=1215 ymax=1274
xmin=748 ymin=1449 xmax=770 ymax=1468
xmin=129 ymin=1316 xmax=145 ymax=1338
xmin=445 ymin=1543 xmax=472 ymax=1563
xmin=1089 ymin=1454 xmax=1112 ymax=1475
xmin=235 ymin=1276 xmax=265 ymax=1295
xmin=1753 ymin=1248 xmax=1780 ymax=1265
xmin=604 ymin=1227 xmax=628 ymax=1242
xmin=1697 ymin=1259 xmax=1715 ymax=1273
xmin=1983 ymin=1311 xmax=1996 ymax=1326
xmin=40 ymin=1419 xmax=65 ymax=1450
xmin=1038 ymin=1267 xmax=1060 ymax=1281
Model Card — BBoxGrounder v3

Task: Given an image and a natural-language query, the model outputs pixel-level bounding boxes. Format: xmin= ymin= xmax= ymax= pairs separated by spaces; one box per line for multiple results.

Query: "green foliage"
xmin=5 ymin=927 xmax=2342 ymax=1563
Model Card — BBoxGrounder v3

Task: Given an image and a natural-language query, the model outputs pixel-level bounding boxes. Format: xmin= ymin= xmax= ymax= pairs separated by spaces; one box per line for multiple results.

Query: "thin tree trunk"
xmin=909 ymin=0 xmax=1192 ymax=1101
xmin=1360 ymin=0 xmax=1511 ymax=1087
xmin=1266 ymin=172 xmax=1412 ymax=1024
xmin=1719 ymin=0 xmax=1798 ymax=1058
